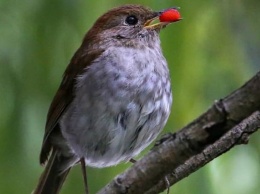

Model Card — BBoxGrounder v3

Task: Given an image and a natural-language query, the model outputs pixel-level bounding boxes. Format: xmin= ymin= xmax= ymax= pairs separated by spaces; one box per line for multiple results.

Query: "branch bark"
xmin=98 ymin=71 xmax=260 ymax=194
xmin=146 ymin=111 xmax=260 ymax=194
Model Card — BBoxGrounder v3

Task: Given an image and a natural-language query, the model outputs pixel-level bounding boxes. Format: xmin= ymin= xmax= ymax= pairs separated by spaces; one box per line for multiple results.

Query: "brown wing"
xmin=40 ymin=48 xmax=103 ymax=164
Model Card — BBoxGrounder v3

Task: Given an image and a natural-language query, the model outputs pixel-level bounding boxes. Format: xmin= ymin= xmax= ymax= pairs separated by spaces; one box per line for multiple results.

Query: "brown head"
xmin=82 ymin=4 xmax=181 ymax=48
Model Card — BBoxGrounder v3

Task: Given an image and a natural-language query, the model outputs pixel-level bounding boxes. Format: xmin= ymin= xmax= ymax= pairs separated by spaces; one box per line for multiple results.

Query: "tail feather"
xmin=33 ymin=150 xmax=71 ymax=194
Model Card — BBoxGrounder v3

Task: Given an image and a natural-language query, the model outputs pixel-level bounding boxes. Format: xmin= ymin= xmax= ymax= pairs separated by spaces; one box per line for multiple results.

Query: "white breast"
xmin=60 ymin=45 xmax=172 ymax=167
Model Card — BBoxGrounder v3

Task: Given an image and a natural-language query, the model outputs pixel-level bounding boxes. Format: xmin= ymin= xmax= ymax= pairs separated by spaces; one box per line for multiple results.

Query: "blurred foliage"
xmin=0 ymin=0 xmax=259 ymax=193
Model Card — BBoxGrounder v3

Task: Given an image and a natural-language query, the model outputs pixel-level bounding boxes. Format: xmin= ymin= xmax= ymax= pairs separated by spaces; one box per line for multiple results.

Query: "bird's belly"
xmin=61 ymin=94 xmax=170 ymax=168
xmin=60 ymin=48 xmax=172 ymax=167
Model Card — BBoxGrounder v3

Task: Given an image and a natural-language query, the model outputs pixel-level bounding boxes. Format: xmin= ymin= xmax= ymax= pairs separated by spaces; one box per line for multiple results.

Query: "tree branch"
xmin=98 ymin=71 xmax=260 ymax=194
xmin=146 ymin=111 xmax=260 ymax=194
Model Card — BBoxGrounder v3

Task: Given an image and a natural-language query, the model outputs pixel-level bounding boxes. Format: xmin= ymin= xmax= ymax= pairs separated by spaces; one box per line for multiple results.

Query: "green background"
xmin=0 ymin=0 xmax=259 ymax=193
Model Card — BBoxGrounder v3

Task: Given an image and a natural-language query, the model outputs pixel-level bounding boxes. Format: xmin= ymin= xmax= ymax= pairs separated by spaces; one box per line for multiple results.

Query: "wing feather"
xmin=40 ymin=49 xmax=103 ymax=164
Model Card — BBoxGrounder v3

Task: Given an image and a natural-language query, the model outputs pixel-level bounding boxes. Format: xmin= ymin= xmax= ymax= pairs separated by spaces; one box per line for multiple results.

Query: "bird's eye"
xmin=125 ymin=15 xmax=138 ymax=25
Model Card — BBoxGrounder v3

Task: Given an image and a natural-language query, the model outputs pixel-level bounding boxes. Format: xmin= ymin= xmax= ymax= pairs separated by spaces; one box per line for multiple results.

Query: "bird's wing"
xmin=40 ymin=49 xmax=103 ymax=164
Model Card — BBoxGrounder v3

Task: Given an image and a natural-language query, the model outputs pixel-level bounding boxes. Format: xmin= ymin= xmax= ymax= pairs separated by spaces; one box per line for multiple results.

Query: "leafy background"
xmin=0 ymin=0 xmax=259 ymax=193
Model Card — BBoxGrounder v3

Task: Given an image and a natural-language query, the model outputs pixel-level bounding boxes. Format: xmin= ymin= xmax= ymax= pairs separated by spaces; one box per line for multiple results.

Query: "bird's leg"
xmin=164 ymin=175 xmax=170 ymax=194
xmin=80 ymin=158 xmax=89 ymax=194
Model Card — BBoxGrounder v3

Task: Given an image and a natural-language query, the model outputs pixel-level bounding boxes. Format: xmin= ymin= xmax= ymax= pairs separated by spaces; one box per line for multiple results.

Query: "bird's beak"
xmin=144 ymin=16 xmax=161 ymax=29
xmin=144 ymin=7 xmax=182 ymax=30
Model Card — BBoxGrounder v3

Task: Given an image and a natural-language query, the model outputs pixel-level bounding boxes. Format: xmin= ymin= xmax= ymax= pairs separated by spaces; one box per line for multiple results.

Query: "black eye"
xmin=125 ymin=15 xmax=138 ymax=25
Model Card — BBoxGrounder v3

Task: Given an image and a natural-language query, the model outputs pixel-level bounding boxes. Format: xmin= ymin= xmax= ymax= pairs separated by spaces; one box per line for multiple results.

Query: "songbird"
xmin=34 ymin=4 xmax=181 ymax=194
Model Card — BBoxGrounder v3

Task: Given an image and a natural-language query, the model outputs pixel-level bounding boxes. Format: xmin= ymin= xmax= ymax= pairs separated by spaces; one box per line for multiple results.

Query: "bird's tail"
xmin=33 ymin=150 xmax=71 ymax=194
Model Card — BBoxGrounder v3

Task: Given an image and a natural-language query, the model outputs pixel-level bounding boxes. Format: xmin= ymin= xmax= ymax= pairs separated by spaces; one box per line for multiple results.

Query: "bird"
xmin=33 ymin=4 xmax=181 ymax=194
